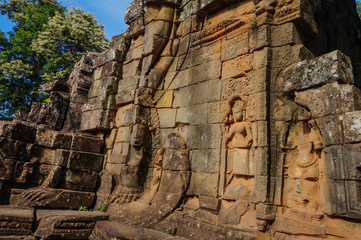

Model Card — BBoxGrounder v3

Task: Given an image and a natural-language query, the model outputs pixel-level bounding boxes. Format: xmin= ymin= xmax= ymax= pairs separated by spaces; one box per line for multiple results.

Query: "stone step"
xmin=0 ymin=206 xmax=108 ymax=240
xmin=89 ymin=221 xmax=189 ymax=240
xmin=0 ymin=206 xmax=34 ymax=237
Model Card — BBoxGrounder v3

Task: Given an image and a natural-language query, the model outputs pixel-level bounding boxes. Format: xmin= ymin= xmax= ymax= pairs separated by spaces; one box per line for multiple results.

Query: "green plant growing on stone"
xmin=251 ymin=17 xmax=259 ymax=29
xmin=78 ymin=206 xmax=91 ymax=211
xmin=140 ymin=119 xmax=154 ymax=131
xmin=132 ymin=222 xmax=138 ymax=225
xmin=166 ymin=227 xmax=174 ymax=235
xmin=100 ymin=203 xmax=108 ymax=212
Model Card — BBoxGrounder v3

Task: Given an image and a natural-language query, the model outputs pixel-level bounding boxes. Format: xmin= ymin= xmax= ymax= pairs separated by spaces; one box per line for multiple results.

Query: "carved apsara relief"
xmin=219 ymin=96 xmax=254 ymax=225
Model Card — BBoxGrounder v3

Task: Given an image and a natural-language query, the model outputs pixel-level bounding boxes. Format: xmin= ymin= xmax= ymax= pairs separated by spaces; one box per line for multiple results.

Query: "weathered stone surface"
xmin=89 ymin=221 xmax=187 ymax=240
xmin=10 ymin=188 xmax=95 ymax=209
xmin=0 ymin=122 xmax=36 ymax=143
xmin=45 ymin=91 xmax=70 ymax=130
xmin=34 ymin=210 xmax=108 ymax=240
xmin=294 ymin=82 xmax=361 ymax=118
xmin=0 ymin=206 xmax=34 ymax=236
xmin=71 ymin=135 xmax=103 ymax=153
xmin=27 ymin=102 xmax=47 ymax=124
xmin=280 ymin=50 xmax=354 ymax=92
xmin=1 ymin=1 xmax=361 ymax=239
xmin=0 ymin=138 xmax=32 ymax=161
xmin=94 ymin=49 xmax=126 ymax=67
xmin=0 ymin=159 xmax=15 ymax=181
xmin=193 ymin=172 xmax=219 ymax=198
xmin=67 ymin=151 xmax=104 ymax=172
xmin=35 ymin=130 xmax=72 ymax=149
xmin=43 ymin=80 xmax=70 ymax=93
xmin=343 ymin=111 xmax=361 ymax=143
xmin=80 ymin=109 xmax=116 ymax=131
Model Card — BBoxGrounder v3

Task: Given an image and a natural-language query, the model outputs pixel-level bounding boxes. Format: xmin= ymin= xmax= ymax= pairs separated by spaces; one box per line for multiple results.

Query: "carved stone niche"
xmin=324 ymin=144 xmax=361 ymax=219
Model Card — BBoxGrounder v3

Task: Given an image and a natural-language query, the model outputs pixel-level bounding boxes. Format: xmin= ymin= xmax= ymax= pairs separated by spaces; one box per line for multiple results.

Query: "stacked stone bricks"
xmin=1 ymin=0 xmax=361 ymax=239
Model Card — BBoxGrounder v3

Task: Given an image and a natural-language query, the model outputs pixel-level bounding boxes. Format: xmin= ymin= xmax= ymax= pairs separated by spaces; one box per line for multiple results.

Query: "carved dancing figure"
xmin=222 ymin=96 xmax=253 ymax=201
xmin=224 ymin=96 xmax=253 ymax=176
xmin=283 ymin=119 xmax=325 ymax=210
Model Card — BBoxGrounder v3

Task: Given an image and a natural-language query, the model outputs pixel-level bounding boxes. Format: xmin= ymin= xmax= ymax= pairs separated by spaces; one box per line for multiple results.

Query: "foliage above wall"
xmin=0 ymin=0 xmax=108 ymax=119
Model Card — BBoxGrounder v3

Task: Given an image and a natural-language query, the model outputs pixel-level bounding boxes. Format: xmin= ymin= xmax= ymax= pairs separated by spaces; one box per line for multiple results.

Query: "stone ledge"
xmin=89 ymin=221 xmax=188 ymax=240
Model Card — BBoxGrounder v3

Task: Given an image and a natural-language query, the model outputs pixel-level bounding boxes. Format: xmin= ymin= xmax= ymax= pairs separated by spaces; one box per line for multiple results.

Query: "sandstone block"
xmin=208 ymin=101 xmax=222 ymax=124
xmin=324 ymin=180 xmax=361 ymax=219
xmin=107 ymin=154 xmax=128 ymax=165
xmin=143 ymin=35 xmax=168 ymax=57
xmin=124 ymin=0 xmax=144 ymax=25
xmin=281 ymin=50 xmax=353 ymax=92
xmin=170 ymin=59 xmax=221 ymax=89
xmin=31 ymin=147 xmax=56 ymax=164
xmin=53 ymin=149 xmax=70 ymax=167
xmin=121 ymin=165 xmax=141 ymax=188
xmin=67 ymin=151 xmax=104 ymax=172
xmin=155 ymin=90 xmax=174 ymax=108
xmin=118 ymin=77 xmax=139 ymax=92
xmin=254 ymin=147 xmax=269 ymax=176
xmin=89 ymin=77 xmax=119 ymax=98
xmin=105 ymin=129 xmax=117 ymax=149
xmin=115 ymin=127 xmax=132 ymax=143
xmin=252 ymin=175 xmax=268 ymax=203
xmin=125 ymin=45 xmax=143 ymax=62
xmin=27 ymin=102 xmax=47 ymax=124
xmin=199 ymin=195 xmax=220 ymax=211
xmin=0 ymin=206 xmax=34 ymax=236
xmin=191 ymin=149 xmax=220 ymax=173
xmin=131 ymin=124 xmax=147 ymax=146
xmin=145 ymin=20 xmax=172 ymax=39
xmin=115 ymin=105 xmax=136 ymax=127
xmin=272 ymin=45 xmax=313 ymax=70
xmin=35 ymin=210 xmax=108 ymax=240
xmin=162 ymin=149 xmax=189 ymax=171
xmin=158 ymin=108 xmax=177 ymax=128
xmin=221 ymin=32 xmax=249 ymax=61
xmin=80 ymin=109 xmax=116 ymax=131
xmin=0 ymin=138 xmax=32 ymax=161
xmin=193 ymin=172 xmax=219 ymax=198
xmin=249 ymin=25 xmax=270 ymax=51
xmin=0 ymin=122 xmax=36 ymax=143
xmin=0 ymin=159 xmax=15 ymax=181
xmin=116 ymin=89 xmax=136 ymax=106
xmin=271 ymin=23 xmax=302 ymax=47
xmin=94 ymin=49 xmax=126 ymax=67
xmin=82 ymin=95 xmax=117 ymax=112
xmin=42 ymin=80 xmax=69 ymax=93
xmin=35 ymin=130 xmax=72 ymax=149
xmin=343 ymin=111 xmax=361 ymax=143
xmin=159 ymin=170 xmax=190 ymax=193
xmin=187 ymin=124 xmax=222 ymax=149
xmin=71 ymin=135 xmax=103 ymax=153
xmin=64 ymin=169 xmax=99 ymax=192
xmin=176 ymin=104 xmax=208 ymax=125
xmin=181 ymin=40 xmax=221 ymax=70
xmin=316 ymin=115 xmax=343 ymax=146
xmin=122 ymin=60 xmax=140 ymax=79
xmin=45 ymin=91 xmax=70 ymax=130
xmin=173 ymin=79 xmax=221 ymax=107
xmin=222 ymin=54 xmax=253 ymax=79
xmin=10 ymin=188 xmax=95 ymax=209
xmin=89 ymin=221 xmax=186 ymax=240
xmin=295 ymin=82 xmax=361 ymax=118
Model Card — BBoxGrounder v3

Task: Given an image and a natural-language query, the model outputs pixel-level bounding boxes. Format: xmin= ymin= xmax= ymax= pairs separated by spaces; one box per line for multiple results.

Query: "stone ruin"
xmin=1 ymin=0 xmax=361 ymax=239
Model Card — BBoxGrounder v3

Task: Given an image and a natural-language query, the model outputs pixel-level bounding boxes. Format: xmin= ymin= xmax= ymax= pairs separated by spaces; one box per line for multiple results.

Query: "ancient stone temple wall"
xmin=1 ymin=0 xmax=361 ymax=239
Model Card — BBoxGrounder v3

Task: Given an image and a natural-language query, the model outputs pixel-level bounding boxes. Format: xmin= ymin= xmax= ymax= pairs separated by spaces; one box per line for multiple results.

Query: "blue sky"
xmin=0 ymin=0 xmax=134 ymax=39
